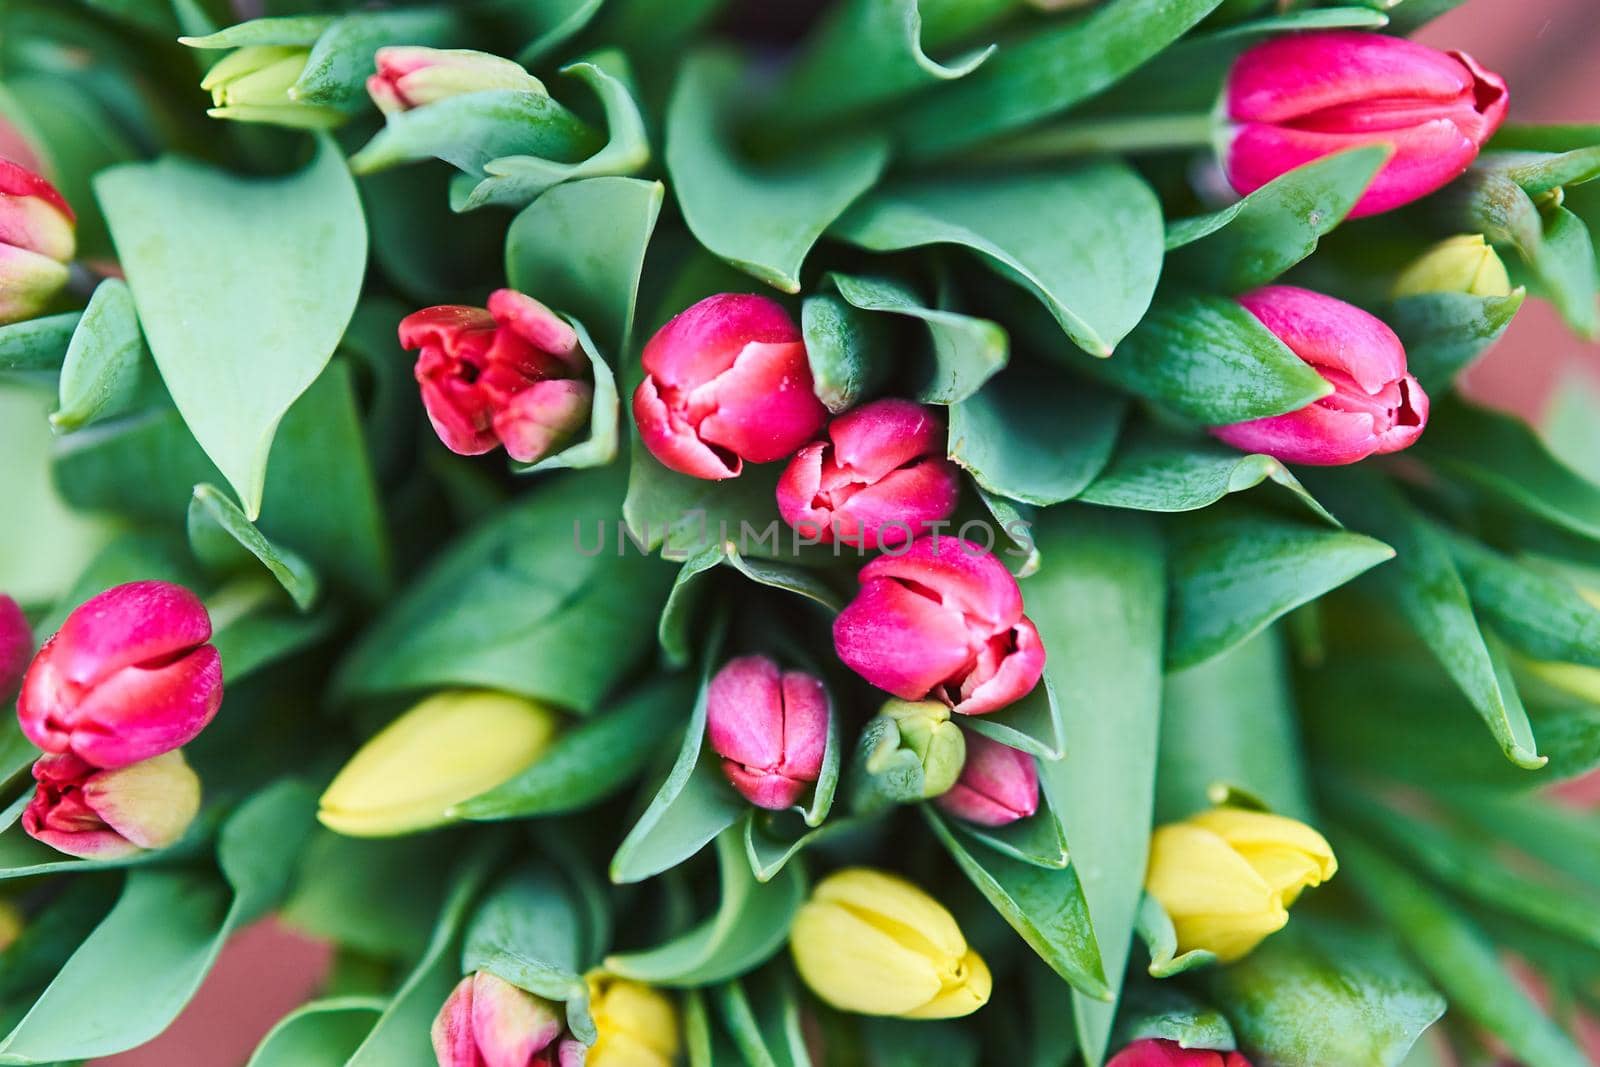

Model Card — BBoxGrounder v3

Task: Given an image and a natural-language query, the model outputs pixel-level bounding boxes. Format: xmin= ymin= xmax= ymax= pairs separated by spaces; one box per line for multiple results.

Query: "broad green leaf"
xmin=246 ymin=997 xmax=384 ymax=1067
xmin=667 ymin=49 xmax=889 ymax=292
xmin=348 ymin=90 xmax=598 ymax=177
xmin=1116 ymin=986 xmax=1234 ymax=1053
xmin=0 ymin=313 xmax=78 ymax=376
xmin=178 ymin=15 xmax=334 ymax=48
xmin=514 ymin=0 xmax=608 ymax=65
xmin=281 ymin=831 xmax=454 ymax=960
xmin=1387 ymin=290 xmax=1524 ymax=393
xmin=1481 ymin=146 xmax=1600 ymax=199
xmin=743 ymin=812 xmax=864 ymax=885
xmin=298 ymin=10 xmax=462 ymax=108
xmin=188 ymin=484 xmax=320 ymax=610
xmin=94 ymin=138 xmax=367 ymax=518
xmin=1447 ymin=534 xmax=1600 ymax=668
xmin=832 ymin=164 xmax=1163 ymax=356
xmin=462 ymin=866 xmax=594 ymax=1031
xmin=31 ymin=532 xmax=199 ymax=637
xmin=714 ymin=969 xmax=812 ymax=1067
xmin=623 ymin=447 xmax=792 ymax=560
xmin=965 ymin=674 xmax=1066 ymax=762
xmin=1448 ymin=790 xmax=1600 ymax=890
xmin=800 ymin=292 xmax=894 ymax=413
xmin=1527 ymin=205 xmax=1599 ymax=339
xmin=1135 ymin=894 xmax=1218 ymax=979
xmin=52 ymin=279 xmax=147 ymax=432
xmin=211 ymin=599 xmax=339 ymax=685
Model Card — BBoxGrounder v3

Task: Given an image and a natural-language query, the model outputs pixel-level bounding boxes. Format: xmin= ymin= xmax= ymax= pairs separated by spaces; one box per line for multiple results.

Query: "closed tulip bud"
xmin=200 ymin=46 xmax=346 ymax=129
xmin=431 ymin=971 xmax=565 ymax=1067
xmin=859 ymin=698 xmax=968 ymax=803
xmin=777 ymin=398 xmax=961 ymax=549
xmin=1145 ymin=807 xmax=1338 ymax=963
xmin=834 ymin=536 xmax=1045 ymax=716
xmin=706 ymin=654 xmax=829 ymax=810
xmin=368 ymin=47 xmax=546 ymax=115
xmin=935 ymin=732 xmax=1038 ymax=826
xmin=0 ymin=160 xmax=75 ymax=324
xmin=0 ymin=594 xmax=30 ymax=701
xmin=22 ymin=750 xmax=200 ymax=859
xmin=400 ymin=289 xmax=593 ymax=465
xmin=1392 ymin=234 xmax=1512 ymax=298
xmin=587 ymin=973 xmax=680 ymax=1067
xmin=318 ymin=690 xmax=557 ymax=837
xmin=1211 ymin=285 xmax=1429 ymax=466
xmin=1108 ymin=1039 xmax=1253 ymax=1067
xmin=791 ymin=867 xmax=992 ymax=1019
xmin=633 ymin=294 xmax=828 ymax=480
xmin=1224 ymin=31 xmax=1507 ymax=219
xmin=19 ymin=581 xmax=222 ymax=769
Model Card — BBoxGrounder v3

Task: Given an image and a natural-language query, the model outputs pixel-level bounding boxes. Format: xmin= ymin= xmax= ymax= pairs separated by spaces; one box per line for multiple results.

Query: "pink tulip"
xmin=706 ymin=654 xmax=829 ymax=810
xmin=632 ymin=294 xmax=827 ymax=480
xmin=400 ymin=289 xmax=593 ymax=465
xmin=367 ymin=47 xmax=545 ymax=115
xmin=1211 ymin=285 xmax=1428 ymax=465
xmin=22 ymin=750 xmax=200 ymax=859
xmin=936 ymin=732 xmax=1039 ymax=826
xmin=1108 ymin=1040 xmax=1253 ymax=1067
xmin=0 ymin=159 xmax=75 ymax=324
xmin=776 ymin=398 xmax=960 ymax=549
xmin=0 ymin=595 xmax=30 ymax=700
xmin=18 ymin=581 xmax=223 ymax=769
xmin=1224 ymin=31 xmax=1507 ymax=218
xmin=833 ymin=537 xmax=1045 ymax=717
xmin=431 ymin=971 xmax=568 ymax=1067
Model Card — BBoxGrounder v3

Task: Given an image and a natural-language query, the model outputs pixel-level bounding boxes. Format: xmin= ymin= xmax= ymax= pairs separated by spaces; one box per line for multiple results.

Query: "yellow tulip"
xmin=1392 ymin=234 xmax=1512 ymax=299
xmin=790 ymin=867 xmax=991 ymax=1019
xmin=1145 ymin=807 xmax=1337 ymax=963
xmin=586 ymin=973 xmax=680 ymax=1067
xmin=318 ymin=690 xmax=557 ymax=837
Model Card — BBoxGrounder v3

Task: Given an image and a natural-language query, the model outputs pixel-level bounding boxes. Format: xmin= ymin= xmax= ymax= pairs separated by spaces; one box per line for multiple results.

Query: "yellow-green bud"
xmin=1392 ymin=234 xmax=1512 ymax=299
xmin=201 ymin=46 xmax=346 ymax=130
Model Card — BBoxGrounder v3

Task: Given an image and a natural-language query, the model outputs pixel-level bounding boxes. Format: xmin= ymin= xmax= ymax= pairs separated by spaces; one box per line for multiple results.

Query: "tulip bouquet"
xmin=2 ymin=0 xmax=1600 ymax=1064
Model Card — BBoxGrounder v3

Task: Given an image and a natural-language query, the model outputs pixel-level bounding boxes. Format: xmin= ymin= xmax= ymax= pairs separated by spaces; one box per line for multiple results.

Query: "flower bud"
xmin=587 ymin=973 xmax=680 ymax=1067
xmin=200 ymin=46 xmax=346 ymax=129
xmin=22 ymin=750 xmax=200 ymax=859
xmin=935 ymin=732 xmax=1038 ymax=826
xmin=833 ymin=536 xmax=1045 ymax=716
xmin=400 ymin=289 xmax=593 ymax=465
xmin=0 ymin=160 xmax=75 ymax=324
xmin=0 ymin=594 xmax=31 ymax=701
xmin=431 ymin=971 xmax=564 ymax=1067
xmin=18 ymin=581 xmax=222 ymax=769
xmin=706 ymin=654 xmax=829 ymax=810
xmin=777 ymin=398 xmax=960 ymax=549
xmin=1145 ymin=807 xmax=1338 ymax=963
xmin=1224 ymin=31 xmax=1507 ymax=218
xmin=368 ymin=47 xmax=546 ymax=115
xmin=632 ymin=294 xmax=827 ymax=480
xmin=318 ymin=690 xmax=557 ymax=837
xmin=791 ymin=867 xmax=992 ymax=1019
xmin=861 ymin=699 xmax=967 ymax=801
xmin=1211 ymin=285 xmax=1429 ymax=466
xmin=1391 ymin=234 xmax=1512 ymax=299
xmin=1108 ymin=1039 xmax=1253 ymax=1067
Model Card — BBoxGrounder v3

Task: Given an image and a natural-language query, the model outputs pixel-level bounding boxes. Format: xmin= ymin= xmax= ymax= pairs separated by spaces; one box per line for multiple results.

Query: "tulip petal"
xmin=706 ymin=655 xmax=786 ymax=769
xmin=791 ymin=898 xmax=944 ymax=1016
xmin=1146 ymin=824 xmax=1287 ymax=963
xmin=41 ymin=581 xmax=213 ymax=690
xmin=640 ymin=293 xmax=801 ymax=391
xmin=631 ymin=375 xmax=740 ymax=479
xmin=0 ymin=594 xmax=30 ymax=699
xmin=858 ymin=538 xmax=1024 ymax=631
xmin=696 ymin=341 xmax=827 ymax=464
xmin=60 ymin=645 xmax=223 ymax=768
xmin=431 ymin=976 xmax=482 ymax=1067
xmin=84 ymin=750 xmax=201 ymax=850
xmin=834 ymin=577 xmax=977 ymax=701
xmin=899 ymin=947 xmax=992 ymax=1019
xmin=470 ymin=972 xmax=562 ymax=1067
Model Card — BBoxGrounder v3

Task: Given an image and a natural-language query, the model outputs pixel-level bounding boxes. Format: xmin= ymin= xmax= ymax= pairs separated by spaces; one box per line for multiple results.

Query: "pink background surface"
xmin=92 ymin=2 xmax=1600 ymax=1064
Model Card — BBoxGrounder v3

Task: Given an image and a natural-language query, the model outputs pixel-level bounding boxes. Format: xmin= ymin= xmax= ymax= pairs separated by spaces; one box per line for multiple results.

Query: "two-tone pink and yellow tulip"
xmin=0 ymin=159 xmax=74 ymax=324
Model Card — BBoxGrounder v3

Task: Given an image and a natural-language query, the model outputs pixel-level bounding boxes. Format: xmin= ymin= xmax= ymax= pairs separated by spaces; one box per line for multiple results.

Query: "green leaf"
xmin=348 ymin=90 xmax=598 ymax=177
xmin=667 ymin=49 xmax=889 ymax=292
xmin=178 ymin=15 xmax=335 ymax=48
xmin=515 ymin=0 xmax=608 ymax=65
xmin=964 ymin=674 xmax=1066 ymax=762
xmin=94 ymin=138 xmax=367 ymax=518
xmin=1116 ymin=978 xmax=1234 ymax=1051
xmin=1447 ymin=534 xmax=1600 ymax=668
xmin=1387 ymin=290 xmax=1525 ymax=393
xmin=1135 ymin=894 xmax=1218 ymax=979
xmin=1083 ymin=295 xmax=1331 ymax=422
xmin=800 ymin=293 xmax=894 ymax=413
xmin=294 ymin=10 xmax=464 ymax=110
xmin=0 ymin=314 xmax=79 ymax=376
xmin=714 ymin=969 xmax=813 ymax=1067
xmin=861 ymin=1016 xmax=980 ymax=1067
xmin=462 ymin=866 xmax=593 ymax=1026
xmin=246 ymin=997 xmax=384 ymax=1067
xmin=742 ymin=812 xmax=863 ymax=885
xmin=623 ymin=443 xmax=792 ymax=559
xmin=606 ymin=829 xmax=806 ymax=985
xmin=955 ymin=772 xmax=1071 ymax=870
xmin=1482 ymin=146 xmax=1600 ymax=198
xmin=686 ymin=988 xmax=744 ymax=1066
xmin=52 ymin=279 xmax=147 ymax=432
xmin=832 ymin=163 xmax=1163 ymax=356
xmin=1527 ymin=205 xmax=1599 ymax=339
xmin=281 ymin=832 xmax=454 ymax=961
xmin=188 ymin=484 xmax=320 ymax=610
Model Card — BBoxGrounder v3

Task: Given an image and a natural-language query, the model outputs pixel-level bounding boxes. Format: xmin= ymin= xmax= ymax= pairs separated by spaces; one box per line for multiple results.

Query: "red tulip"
xmin=706 ymin=654 xmax=829 ymax=810
xmin=0 ymin=595 xmax=30 ymax=701
xmin=1224 ymin=31 xmax=1507 ymax=218
xmin=22 ymin=750 xmax=200 ymax=859
xmin=936 ymin=732 xmax=1039 ymax=826
xmin=776 ymin=398 xmax=960 ymax=549
xmin=632 ymin=294 xmax=827 ymax=480
xmin=1108 ymin=1039 xmax=1252 ymax=1067
xmin=1212 ymin=285 xmax=1428 ymax=465
xmin=18 ymin=581 xmax=222 ymax=769
xmin=0 ymin=159 xmax=75 ymax=323
xmin=833 ymin=537 xmax=1045 ymax=717
xmin=400 ymin=289 xmax=592 ymax=465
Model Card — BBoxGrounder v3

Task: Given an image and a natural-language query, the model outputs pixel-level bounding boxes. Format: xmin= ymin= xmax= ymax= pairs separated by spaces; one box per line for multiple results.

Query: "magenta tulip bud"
xmin=0 ymin=159 xmax=75 ymax=324
xmin=706 ymin=654 xmax=829 ymax=810
xmin=1224 ymin=31 xmax=1507 ymax=218
xmin=22 ymin=750 xmax=200 ymax=859
xmin=1108 ymin=1039 xmax=1253 ymax=1067
xmin=936 ymin=733 xmax=1039 ymax=826
xmin=0 ymin=595 xmax=30 ymax=701
xmin=431 ymin=971 xmax=565 ymax=1067
xmin=632 ymin=294 xmax=828 ymax=480
xmin=400 ymin=289 xmax=592 ymax=465
xmin=366 ymin=46 xmax=546 ymax=115
xmin=17 ymin=581 xmax=223 ymax=769
xmin=834 ymin=537 xmax=1045 ymax=717
xmin=776 ymin=398 xmax=961 ymax=549
xmin=1211 ymin=285 xmax=1428 ymax=466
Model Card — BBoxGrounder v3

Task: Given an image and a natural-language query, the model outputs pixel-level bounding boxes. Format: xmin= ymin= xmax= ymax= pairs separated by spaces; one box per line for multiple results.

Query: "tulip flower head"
xmin=777 ymin=398 xmax=961 ymax=549
xmin=367 ymin=47 xmax=547 ymax=115
xmin=587 ymin=973 xmax=680 ymax=1067
xmin=0 ymin=594 xmax=30 ymax=700
xmin=22 ymin=750 xmax=200 ymax=859
xmin=400 ymin=290 xmax=593 ymax=465
xmin=706 ymin=654 xmax=829 ymax=810
xmin=834 ymin=536 xmax=1045 ymax=716
xmin=1392 ymin=234 xmax=1512 ymax=299
xmin=935 ymin=732 xmax=1038 ymax=827
xmin=1224 ymin=31 xmax=1507 ymax=218
xmin=791 ymin=867 xmax=992 ymax=1018
xmin=0 ymin=160 xmax=75 ymax=324
xmin=201 ymin=46 xmax=346 ymax=129
xmin=18 ymin=581 xmax=222 ymax=769
xmin=1108 ymin=1039 xmax=1253 ymax=1067
xmin=1211 ymin=285 xmax=1428 ymax=466
xmin=1145 ymin=807 xmax=1338 ymax=963
xmin=431 ymin=971 xmax=577 ymax=1067
xmin=633 ymin=294 xmax=828 ymax=480
xmin=860 ymin=698 xmax=968 ymax=802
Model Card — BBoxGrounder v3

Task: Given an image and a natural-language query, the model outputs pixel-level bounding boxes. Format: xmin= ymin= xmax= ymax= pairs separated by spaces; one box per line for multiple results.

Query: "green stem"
xmin=982 ymin=113 xmax=1216 ymax=163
